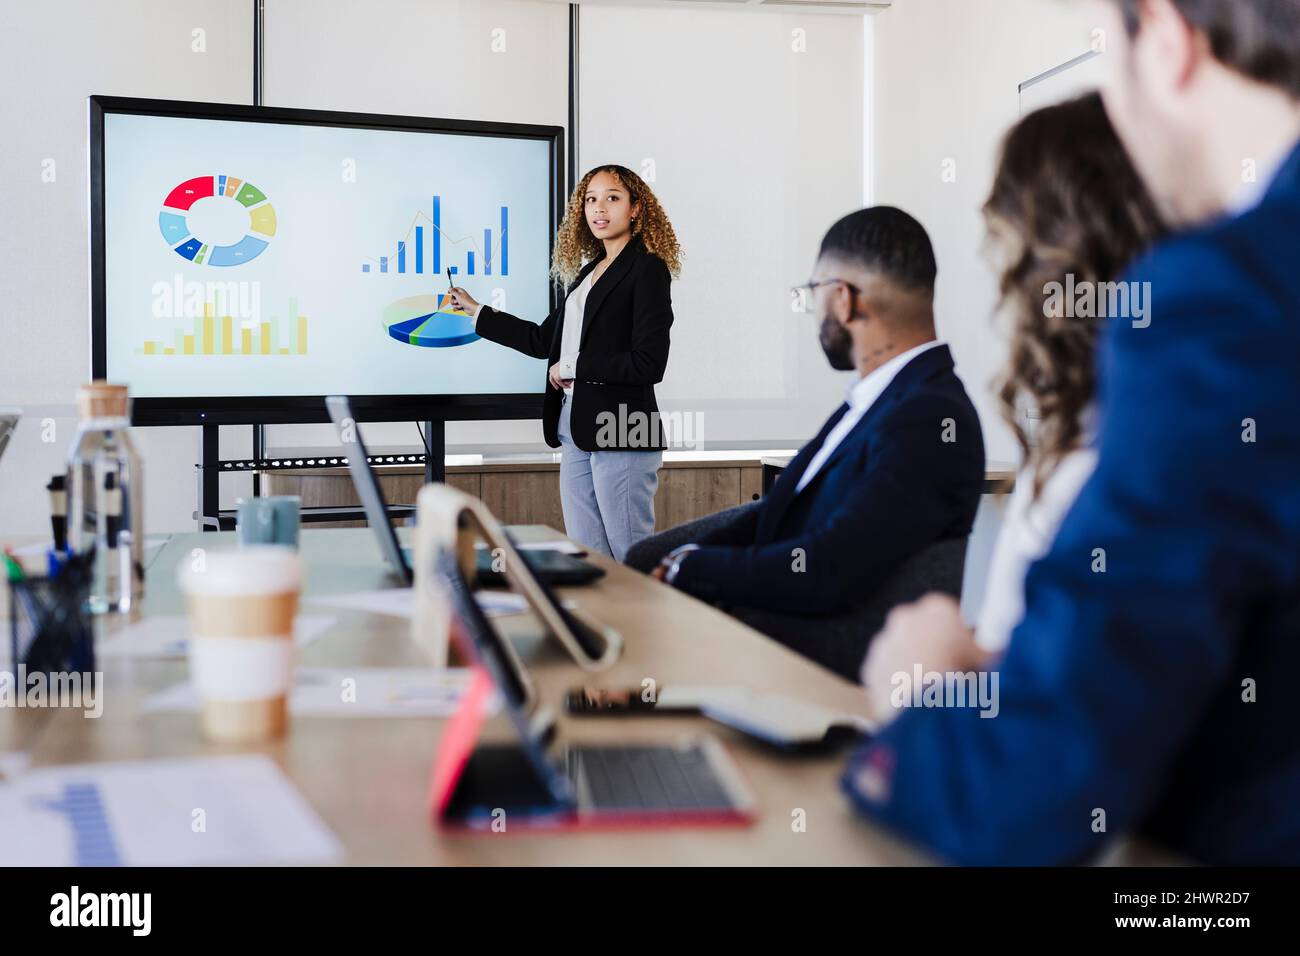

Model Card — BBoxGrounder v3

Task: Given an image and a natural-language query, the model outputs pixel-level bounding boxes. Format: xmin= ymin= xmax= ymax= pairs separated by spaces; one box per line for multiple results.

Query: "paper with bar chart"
xmin=102 ymin=112 xmax=552 ymax=398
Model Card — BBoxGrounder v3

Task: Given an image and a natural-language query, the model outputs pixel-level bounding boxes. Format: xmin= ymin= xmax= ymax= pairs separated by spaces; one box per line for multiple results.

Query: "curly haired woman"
xmin=447 ymin=165 xmax=682 ymax=560
xmin=972 ymin=91 xmax=1165 ymax=654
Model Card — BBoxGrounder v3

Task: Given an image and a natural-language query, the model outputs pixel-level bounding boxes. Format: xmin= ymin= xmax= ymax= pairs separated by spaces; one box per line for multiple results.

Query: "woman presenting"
xmin=447 ymin=164 xmax=682 ymax=561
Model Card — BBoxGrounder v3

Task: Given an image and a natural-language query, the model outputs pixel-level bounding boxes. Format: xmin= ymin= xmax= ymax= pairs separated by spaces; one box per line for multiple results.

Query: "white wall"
xmin=259 ymin=0 xmax=571 ymax=460
xmin=872 ymin=0 xmax=1099 ymax=463
xmin=0 ymin=0 xmax=252 ymax=538
xmin=578 ymin=4 xmax=864 ymax=444
xmin=869 ymin=0 xmax=1102 ymax=620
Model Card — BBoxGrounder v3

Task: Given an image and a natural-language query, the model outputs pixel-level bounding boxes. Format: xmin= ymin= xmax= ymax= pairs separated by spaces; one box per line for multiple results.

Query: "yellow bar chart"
xmin=137 ymin=295 xmax=309 ymax=357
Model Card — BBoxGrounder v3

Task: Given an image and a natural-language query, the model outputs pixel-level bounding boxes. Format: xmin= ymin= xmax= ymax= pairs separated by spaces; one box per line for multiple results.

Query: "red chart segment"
xmin=163 ymin=176 xmax=215 ymax=211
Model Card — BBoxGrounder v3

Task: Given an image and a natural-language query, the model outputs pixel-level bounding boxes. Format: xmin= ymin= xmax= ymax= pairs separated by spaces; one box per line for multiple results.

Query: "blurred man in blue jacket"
xmin=844 ymin=0 xmax=1300 ymax=864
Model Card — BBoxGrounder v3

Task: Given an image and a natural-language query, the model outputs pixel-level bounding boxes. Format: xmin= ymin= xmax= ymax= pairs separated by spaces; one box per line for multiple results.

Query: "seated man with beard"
xmin=642 ymin=207 xmax=985 ymax=679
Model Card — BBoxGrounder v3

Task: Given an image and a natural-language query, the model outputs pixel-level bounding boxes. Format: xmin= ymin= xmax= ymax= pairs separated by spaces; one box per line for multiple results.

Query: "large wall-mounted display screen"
xmin=90 ymin=96 xmax=563 ymax=424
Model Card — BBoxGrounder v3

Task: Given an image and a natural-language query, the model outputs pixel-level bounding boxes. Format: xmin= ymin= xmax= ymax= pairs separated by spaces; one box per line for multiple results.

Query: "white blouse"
xmin=975 ymin=446 xmax=1098 ymax=654
xmin=556 ymin=271 xmax=595 ymax=396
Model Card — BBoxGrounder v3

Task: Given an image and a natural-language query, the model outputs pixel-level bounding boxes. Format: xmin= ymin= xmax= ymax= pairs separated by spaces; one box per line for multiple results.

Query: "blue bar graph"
xmin=34 ymin=782 xmax=123 ymax=867
xmin=360 ymin=195 xmax=509 ymax=277
xmin=433 ymin=195 xmax=441 ymax=275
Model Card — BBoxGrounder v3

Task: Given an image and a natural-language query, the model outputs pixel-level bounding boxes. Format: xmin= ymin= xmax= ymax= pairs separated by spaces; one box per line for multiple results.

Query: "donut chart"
xmin=158 ymin=174 xmax=276 ymax=267
xmin=383 ymin=294 xmax=480 ymax=348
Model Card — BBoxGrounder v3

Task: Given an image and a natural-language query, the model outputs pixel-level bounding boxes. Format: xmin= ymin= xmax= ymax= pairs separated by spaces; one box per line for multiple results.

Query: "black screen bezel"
xmin=88 ymin=94 xmax=563 ymax=427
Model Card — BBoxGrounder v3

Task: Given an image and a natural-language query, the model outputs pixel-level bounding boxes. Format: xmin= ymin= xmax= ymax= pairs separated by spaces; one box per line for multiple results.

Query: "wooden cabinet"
xmin=480 ymin=469 xmax=566 ymax=530
xmin=262 ymin=457 xmax=767 ymax=531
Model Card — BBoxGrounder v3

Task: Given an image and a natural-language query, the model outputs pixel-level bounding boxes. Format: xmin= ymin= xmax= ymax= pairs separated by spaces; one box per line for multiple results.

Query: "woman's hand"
xmin=861 ymin=592 xmax=987 ymax=726
xmin=548 ymin=362 xmax=573 ymax=390
xmin=446 ymin=287 xmax=480 ymax=316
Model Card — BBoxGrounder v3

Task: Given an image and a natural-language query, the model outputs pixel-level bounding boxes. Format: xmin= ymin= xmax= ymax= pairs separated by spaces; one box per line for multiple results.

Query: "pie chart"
xmin=383 ymin=294 xmax=480 ymax=348
xmin=158 ymin=174 xmax=277 ymax=267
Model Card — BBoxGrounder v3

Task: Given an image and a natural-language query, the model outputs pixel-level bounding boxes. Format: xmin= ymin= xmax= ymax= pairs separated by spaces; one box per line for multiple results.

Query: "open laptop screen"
xmin=437 ymin=548 xmax=532 ymax=712
xmin=434 ymin=548 xmax=574 ymax=807
xmin=325 ymin=395 xmax=412 ymax=584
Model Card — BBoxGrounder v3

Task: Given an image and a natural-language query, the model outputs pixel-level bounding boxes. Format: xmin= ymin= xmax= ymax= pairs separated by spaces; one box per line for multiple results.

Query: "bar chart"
xmin=361 ymin=195 xmax=509 ymax=278
xmin=135 ymin=296 xmax=309 ymax=357
xmin=32 ymin=781 xmax=123 ymax=867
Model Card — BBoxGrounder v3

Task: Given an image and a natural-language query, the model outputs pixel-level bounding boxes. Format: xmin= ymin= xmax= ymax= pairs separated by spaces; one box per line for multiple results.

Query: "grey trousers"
xmin=557 ymin=395 xmax=662 ymax=561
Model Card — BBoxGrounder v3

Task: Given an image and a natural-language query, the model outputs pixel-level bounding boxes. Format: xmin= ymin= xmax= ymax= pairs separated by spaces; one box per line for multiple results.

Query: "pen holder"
xmin=8 ymin=553 xmax=95 ymax=678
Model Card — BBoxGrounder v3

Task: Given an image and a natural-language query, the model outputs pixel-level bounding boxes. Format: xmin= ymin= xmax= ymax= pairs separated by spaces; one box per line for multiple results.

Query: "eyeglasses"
xmin=790 ymin=277 xmax=861 ymax=299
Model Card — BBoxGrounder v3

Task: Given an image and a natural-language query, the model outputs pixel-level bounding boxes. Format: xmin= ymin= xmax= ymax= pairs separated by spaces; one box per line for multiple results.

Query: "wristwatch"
xmin=659 ymin=544 xmax=700 ymax=586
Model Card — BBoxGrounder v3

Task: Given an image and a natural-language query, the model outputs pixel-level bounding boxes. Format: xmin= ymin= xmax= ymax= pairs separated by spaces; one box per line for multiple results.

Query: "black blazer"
xmin=474 ymin=236 xmax=674 ymax=452
xmin=672 ymin=344 xmax=985 ymax=615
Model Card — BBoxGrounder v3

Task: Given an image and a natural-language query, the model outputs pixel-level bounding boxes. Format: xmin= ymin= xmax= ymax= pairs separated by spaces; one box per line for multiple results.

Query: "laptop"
xmin=429 ymin=547 xmax=757 ymax=831
xmin=323 ymin=395 xmax=603 ymax=587
xmin=325 ymin=396 xmax=414 ymax=584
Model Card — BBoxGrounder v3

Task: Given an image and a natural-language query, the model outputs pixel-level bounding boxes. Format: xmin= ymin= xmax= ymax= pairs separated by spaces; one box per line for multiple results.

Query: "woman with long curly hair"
xmin=447 ymin=164 xmax=682 ymax=560
xmin=863 ymin=93 xmax=1165 ymax=705
xmin=973 ymin=91 xmax=1165 ymax=654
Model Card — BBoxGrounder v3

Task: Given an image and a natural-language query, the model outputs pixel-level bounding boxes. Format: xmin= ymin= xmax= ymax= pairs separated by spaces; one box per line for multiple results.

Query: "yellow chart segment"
xmin=249 ymin=203 xmax=277 ymax=236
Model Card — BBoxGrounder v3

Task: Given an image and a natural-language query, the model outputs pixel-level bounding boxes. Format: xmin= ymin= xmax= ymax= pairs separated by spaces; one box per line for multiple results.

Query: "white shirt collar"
xmin=844 ymin=340 xmax=944 ymax=412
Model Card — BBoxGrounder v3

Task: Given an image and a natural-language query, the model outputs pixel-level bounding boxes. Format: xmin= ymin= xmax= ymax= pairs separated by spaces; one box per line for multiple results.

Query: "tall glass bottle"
xmin=66 ymin=382 xmax=144 ymax=614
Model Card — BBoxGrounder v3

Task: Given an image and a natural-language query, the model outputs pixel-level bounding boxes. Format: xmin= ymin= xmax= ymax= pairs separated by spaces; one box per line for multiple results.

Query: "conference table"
xmin=1 ymin=526 xmax=930 ymax=866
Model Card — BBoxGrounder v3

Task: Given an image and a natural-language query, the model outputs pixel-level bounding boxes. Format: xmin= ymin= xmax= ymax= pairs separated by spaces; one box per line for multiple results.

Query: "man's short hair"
xmin=1115 ymin=0 xmax=1300 ymax=98
xmin=818 ymin=206 xmax=938 ymax=296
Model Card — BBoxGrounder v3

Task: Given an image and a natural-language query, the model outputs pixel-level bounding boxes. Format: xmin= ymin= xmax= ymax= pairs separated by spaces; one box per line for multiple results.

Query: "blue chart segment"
xmin=383 ymin=294 xmax=479 ymax=348
xmin=362 ymin=196 xmax=508 ymax=278
xmin=32 ymin=781 xmax=123 ymax=867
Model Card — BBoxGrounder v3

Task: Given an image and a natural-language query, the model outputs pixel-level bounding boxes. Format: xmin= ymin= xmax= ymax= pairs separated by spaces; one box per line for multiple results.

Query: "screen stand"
xmin=196 ymin=423 xmax=221 ymax=531
xmin=422 ymin=419 xmax=445 ymax=484
xmin=252 ymin=423 xmax=265 ymax=497
xmin=194 ymin=419 xmax=446 ymax=532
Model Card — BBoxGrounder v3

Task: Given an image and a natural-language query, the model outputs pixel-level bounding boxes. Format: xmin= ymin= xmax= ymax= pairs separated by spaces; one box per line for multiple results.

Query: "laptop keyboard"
xmin=567 ymin=744 xmax=736 ymax=812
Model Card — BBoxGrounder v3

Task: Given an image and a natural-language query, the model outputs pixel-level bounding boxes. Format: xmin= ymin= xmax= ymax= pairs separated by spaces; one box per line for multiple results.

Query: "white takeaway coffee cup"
xmin=176 ymin=545 xmax=303 ymax=743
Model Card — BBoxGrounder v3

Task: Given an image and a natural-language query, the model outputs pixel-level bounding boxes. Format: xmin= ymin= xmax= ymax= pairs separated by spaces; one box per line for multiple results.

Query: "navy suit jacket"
xmin=672 ymin=344 xmax=984 ymax=617
xmin=844 ymin=141 xmax=1300 ymax=864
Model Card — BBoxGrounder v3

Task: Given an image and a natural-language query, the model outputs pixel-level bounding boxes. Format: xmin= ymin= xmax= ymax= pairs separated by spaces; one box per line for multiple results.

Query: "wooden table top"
xmin=2 ymin=527 xmax=927 ymax=865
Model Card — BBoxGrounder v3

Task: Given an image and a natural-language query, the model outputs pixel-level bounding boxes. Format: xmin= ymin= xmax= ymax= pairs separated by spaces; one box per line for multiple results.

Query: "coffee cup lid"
xmin=76 ymin=381 xmax=130 ymax=419
xmin=176 ymin=545 xmax=303 ymax=596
